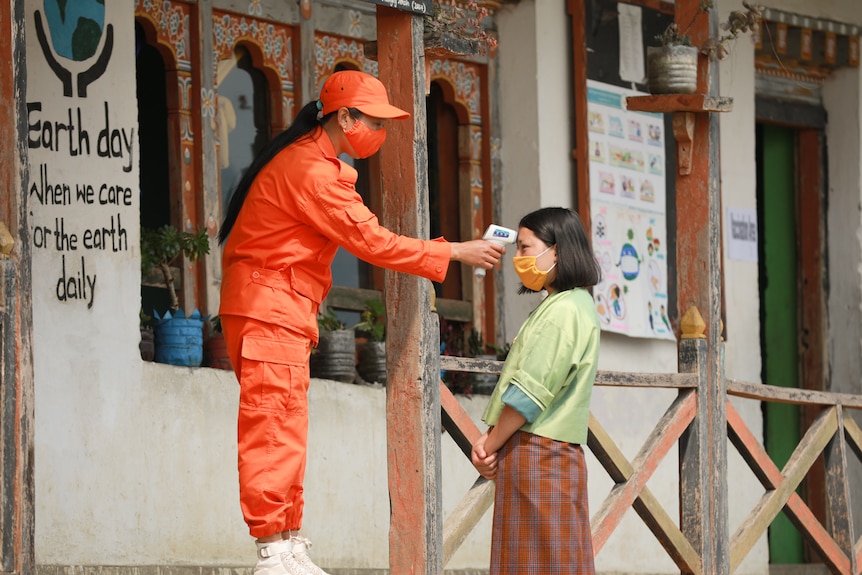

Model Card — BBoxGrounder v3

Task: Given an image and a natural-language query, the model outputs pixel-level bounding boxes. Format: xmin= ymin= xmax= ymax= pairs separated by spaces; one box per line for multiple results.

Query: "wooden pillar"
xmin=376 ymin=8 xmax=444 ymax=575
xmin=197 ymin=0 xmax=219 ymax=315
xmin=0 ymin=0 xmax=36 ymax=573
xmin=567 ymin=0 xmax=591 ymax=228
xmin=673 ymin=1 xmax=728 ymax=574
xmin=185 ymin=1 xmax=213 ymax=314
xmin=299 ymin=0 xmax=317 ymax=108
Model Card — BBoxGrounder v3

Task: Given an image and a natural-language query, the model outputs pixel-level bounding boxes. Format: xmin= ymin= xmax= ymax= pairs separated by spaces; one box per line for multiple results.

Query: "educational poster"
xmin=587 ymin=80 xmax=674 ymax=340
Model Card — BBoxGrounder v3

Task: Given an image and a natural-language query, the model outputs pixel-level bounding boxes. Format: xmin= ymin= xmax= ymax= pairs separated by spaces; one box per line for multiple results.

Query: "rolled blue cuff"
xmin=502 ymin=385 xmax=542 ymax=423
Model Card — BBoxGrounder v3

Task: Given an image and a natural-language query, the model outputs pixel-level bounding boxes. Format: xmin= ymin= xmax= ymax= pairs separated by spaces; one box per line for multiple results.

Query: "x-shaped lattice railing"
xmin=727 ymin=401 xmax=862 ymax=575
xmin=587 ymin=389 xmax=702 ymax=574
xmin=438 ymin=355 xmax=862 ymax=575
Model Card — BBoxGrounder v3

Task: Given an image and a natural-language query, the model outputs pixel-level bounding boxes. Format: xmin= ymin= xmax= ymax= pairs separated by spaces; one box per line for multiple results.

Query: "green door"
xmin=758 ymin=123 xmax=803 ymax=563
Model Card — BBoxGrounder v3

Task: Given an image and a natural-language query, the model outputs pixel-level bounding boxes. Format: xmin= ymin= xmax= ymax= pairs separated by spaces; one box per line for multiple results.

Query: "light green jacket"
xmin=482 ymin=288 xmax=600 ymax=444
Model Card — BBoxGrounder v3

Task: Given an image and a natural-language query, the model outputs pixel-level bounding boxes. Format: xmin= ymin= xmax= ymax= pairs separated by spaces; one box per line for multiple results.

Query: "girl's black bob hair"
xmin=517 ymin=207 xmax=601 ymax=294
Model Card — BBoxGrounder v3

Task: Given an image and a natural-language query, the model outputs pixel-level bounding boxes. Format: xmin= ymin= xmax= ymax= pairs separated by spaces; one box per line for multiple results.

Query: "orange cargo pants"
xmin=220 ymin=314 xmax=312 ymax=538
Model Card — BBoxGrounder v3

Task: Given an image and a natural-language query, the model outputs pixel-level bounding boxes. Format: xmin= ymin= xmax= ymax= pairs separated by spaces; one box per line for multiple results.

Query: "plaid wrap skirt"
xmin=490 ymin=430 xmax=595 ymax=575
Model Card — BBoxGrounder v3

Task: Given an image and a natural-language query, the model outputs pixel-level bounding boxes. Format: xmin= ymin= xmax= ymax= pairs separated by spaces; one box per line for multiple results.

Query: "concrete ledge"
xmin=37 ymin=568 xmax=490 ymax=575
xmin=769 ymin=565 xmax=832 ymax=575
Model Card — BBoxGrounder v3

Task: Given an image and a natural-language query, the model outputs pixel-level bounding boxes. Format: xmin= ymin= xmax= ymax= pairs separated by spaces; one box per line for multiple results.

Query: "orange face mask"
xmin=512 ymin=245 xmax=556 ymax=291
xmin=344 ymin=118 xmax=386 ymax=159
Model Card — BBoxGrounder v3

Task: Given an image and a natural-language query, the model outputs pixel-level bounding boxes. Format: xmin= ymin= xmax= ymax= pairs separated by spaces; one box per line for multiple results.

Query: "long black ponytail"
xmin=218 ymin=99 xmax=333 ymax=245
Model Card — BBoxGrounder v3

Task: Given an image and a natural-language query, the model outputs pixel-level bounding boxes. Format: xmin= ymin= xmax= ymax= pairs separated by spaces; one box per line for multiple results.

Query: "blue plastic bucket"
xmin=154 ymin=316 xmax=204 ymax=367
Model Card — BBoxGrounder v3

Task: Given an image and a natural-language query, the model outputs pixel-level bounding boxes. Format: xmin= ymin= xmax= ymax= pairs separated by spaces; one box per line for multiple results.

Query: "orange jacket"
xmin=220 ymin=128 xmax=451 ymax=343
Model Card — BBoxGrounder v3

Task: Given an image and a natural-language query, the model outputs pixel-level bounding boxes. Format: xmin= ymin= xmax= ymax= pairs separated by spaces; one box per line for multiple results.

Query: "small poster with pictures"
xmin=587 ymin=80 xmax=673 ymax=341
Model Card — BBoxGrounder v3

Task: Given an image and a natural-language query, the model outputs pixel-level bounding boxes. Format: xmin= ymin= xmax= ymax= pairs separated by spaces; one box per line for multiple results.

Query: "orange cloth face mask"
xmin=344 ymin=118 xmax=386 ymax=158
xmin=512 ymin=245 xmax=556 ymax=291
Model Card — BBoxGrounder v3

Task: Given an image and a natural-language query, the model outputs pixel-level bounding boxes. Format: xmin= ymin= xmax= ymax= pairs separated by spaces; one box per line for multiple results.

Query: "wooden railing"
xmin=437 ymin=339 xmax=862 ymax=575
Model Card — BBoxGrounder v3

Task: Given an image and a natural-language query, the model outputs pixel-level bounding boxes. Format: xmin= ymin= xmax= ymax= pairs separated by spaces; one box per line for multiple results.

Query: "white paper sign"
xmin=618 ymin=4 xmax=645 ymax=84
xmin=727 ymin=207 xmax=758 ymax=262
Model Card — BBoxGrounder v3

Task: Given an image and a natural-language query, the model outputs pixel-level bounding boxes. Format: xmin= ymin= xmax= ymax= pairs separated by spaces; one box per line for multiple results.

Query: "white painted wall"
xmin=24 ymin=0 xmax=144 ymax=563
xmin=496 ymin=1 xmax=544 ymax=334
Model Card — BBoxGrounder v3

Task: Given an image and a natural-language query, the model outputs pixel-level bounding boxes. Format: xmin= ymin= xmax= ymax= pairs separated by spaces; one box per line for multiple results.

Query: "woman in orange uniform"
xmin=218 ymin=70 xmax=503 ymax=575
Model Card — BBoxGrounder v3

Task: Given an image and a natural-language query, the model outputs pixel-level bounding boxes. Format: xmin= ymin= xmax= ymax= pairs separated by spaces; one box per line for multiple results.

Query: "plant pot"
xmin=647 ymin=45 xmax=698 ymax=95
xmin=310 ymin=330 xmax=356 ymax=383
xmin=140 ymin=327 xmax=155 ymax=362
xmin=153 ymin=309 xmax=205 ymax=367
xmin=357 ymin=341 xmax=387 ymax=385
xmin=204 ymin=332 xmax=233 ymax=371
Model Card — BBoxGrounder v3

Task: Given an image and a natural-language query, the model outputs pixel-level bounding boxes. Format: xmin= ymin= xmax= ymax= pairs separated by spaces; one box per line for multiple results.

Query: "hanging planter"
xmin=646 ymin=1 xmax=763 ymax=95
xmin=647 ymin=45 xmax=698 ymax=95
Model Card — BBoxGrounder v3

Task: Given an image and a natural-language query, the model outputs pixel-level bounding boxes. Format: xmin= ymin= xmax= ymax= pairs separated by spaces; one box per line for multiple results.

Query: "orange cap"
xmin=319 ymin=70 xmax=410 ymax=119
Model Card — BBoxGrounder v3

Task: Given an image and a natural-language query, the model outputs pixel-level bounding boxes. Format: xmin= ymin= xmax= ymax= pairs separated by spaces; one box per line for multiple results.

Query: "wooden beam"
xmin=626 ymin=94 xmax=733 ymax=113
xmin=567 ymin=0 xmax=591 ymax=226
xmin=442 ymin=477 xmax=494 ymax=565
xmin=726 ymin=379 xmax=862 ymax=408
xmin=439 ymin=381 xmax=483 ymax=458
xmin=376 ymin=7 xmax=443 ymax=575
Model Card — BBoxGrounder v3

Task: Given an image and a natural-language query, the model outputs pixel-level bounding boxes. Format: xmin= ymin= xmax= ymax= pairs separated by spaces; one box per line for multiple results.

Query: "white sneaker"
xmin=254 ymin=539 xmax=295 ymax=575
xmin=289 ymin=536 xmax=330 ymax=575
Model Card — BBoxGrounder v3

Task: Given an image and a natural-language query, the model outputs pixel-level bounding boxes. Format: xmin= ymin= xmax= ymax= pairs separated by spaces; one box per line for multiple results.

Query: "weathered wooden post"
xmin=375 ymin=4 xmax=444 ymax=575
xmin=824 ymin=408 xmax=859 ymax=575
xmin=678 ymin=308 xmax=728 ymax=575
xmin=672 ymin=0 xmax=729 ymax=572
xmin=0 ymin=0 xmax=36 ymax=572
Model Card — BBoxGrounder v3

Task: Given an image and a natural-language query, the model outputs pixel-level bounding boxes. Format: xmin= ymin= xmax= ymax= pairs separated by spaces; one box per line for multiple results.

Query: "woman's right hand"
xmin=450 ymin=239 xmax=505 ymax=270
xmin=471 ymin=431 xmax=498 ymax=480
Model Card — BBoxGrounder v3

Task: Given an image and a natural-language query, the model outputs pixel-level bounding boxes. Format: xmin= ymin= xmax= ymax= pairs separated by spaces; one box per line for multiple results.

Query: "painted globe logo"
xmin=43 ymin=0 xmax=105 ymax=61
xmin=617 ymin=243 xmax=640 ymax=280
xmin=35 ymin=0 xmax=114 ymax=97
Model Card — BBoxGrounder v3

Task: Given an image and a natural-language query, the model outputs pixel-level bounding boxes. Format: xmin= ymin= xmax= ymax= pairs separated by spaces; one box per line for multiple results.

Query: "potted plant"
xmin=141 ymin=224 xmax=210 ymax=367
xmin=310 ymin=307 xmax=356 ymax=383
xmin=204 ymin=316 xmax=233 ymax=371
xmin=648 ymin=0 xmax=762 ymax=94
xmin=354 ymin=299 xmax=387 ymax=385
